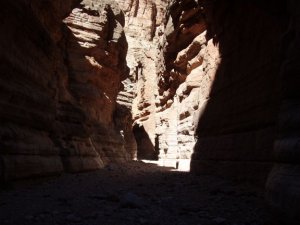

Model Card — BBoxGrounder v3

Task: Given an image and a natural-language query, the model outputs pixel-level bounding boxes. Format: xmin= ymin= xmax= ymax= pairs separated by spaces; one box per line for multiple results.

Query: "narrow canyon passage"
xmin=0 ymin=161 xmax=269 ymax=225
xmin=0 ymin=0 xmax=299 ymax=224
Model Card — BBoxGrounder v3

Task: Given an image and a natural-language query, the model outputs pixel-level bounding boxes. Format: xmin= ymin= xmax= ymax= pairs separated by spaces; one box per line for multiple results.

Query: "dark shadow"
xmin=191 ymin=0 xmax=289 ymax=185
xmin=0 ymin=160 xmax=271 ymax=225
xmin=154 ymin=134 xmax=160 ymax=158
xmin=133 ymin=124 xmax=158 ymax=160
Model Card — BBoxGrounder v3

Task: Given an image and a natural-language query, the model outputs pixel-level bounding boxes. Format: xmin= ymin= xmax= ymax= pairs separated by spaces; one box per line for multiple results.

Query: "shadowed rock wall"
xmin=265 ymin=1 xmax=300 ymax=224
xmin=191 ymin=1 xmax=287 ymax=184
xmin=0 ymin=0 xmax=130 ymax=181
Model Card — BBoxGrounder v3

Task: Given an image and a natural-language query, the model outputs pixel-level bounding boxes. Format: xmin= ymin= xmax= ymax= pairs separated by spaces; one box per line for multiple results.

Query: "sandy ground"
xmin=0 ymin=161 xmax=270 ymax=225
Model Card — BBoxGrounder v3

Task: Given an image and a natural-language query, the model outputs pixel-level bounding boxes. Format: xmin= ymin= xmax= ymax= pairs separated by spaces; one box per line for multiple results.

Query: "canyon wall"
xmin=265 ymin=1 xmax=300 ymax=224
xmin=0 ymin=0 xmax=131 ymax=181
xmin=117 ymin=0 xmax=169 ymax=160
xmin=155 ymin=0 xmax=212 ymax=169
xmin=117 ymin=0 xmax=216 ymax=169
xmin=124 ymin=1 xmax=299 ymax=222
xmin=126 ymin=0 xmax=284 ymax=177
xmin=0 ymin=1 xmax=299 ymax=223
xmin=190 ymin=1 xmax=287 ymax=185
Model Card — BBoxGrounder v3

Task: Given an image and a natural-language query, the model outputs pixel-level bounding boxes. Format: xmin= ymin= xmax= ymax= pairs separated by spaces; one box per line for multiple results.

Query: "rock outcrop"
xmin=0 ymin=0 xmax=130 ymax=181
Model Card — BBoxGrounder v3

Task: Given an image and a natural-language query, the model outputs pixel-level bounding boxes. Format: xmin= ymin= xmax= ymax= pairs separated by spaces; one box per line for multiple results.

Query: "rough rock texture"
xmin=1 ymin=0 xmax=300 ymax=224
xmin=121 ymin=0 xmax=217 ymax=169
xmin=0 ymin=0 xmax=130 ymax=181
xmin=155 ymin=0 xmax=210 ymax=169
xmin=117 ymin=0 xmax=212 ymax=168
xmin=123 ymin=1 xmax=299 ymax=222
xmin=142 ymin=0 xmax=290 ymax=184
xmin=117 ymin=0 xmax=169 ymax=160
xmin=63 ymin=0 xmax=130 ymax=166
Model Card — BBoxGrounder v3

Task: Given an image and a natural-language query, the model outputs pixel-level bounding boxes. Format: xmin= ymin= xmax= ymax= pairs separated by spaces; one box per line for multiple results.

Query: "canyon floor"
xmin=0 ymin=161 xmax=270 ymax=225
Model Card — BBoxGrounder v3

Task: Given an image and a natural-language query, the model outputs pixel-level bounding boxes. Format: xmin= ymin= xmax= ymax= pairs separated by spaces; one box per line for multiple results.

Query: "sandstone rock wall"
xmin=0 ymin=0 xmax=130 ymax=181
xmin=117 ymin=0 xmax=213 ymax=167
xmin=190 ymin=1 xmax=287 ymax=184
xmin=63 ymin=0 xmax=131 ymax=166
xmin=0 ymin=1 xmax=299 ymax=223
xmin=125 ymin=0 xmax=300 ymax=223
xmin=117 ymin=0 xmax=169 ymax=160
xmin=115 ymin=0 xmax=216 ymax=169
xmin=154 ymin=0 xmax=210 ymax=168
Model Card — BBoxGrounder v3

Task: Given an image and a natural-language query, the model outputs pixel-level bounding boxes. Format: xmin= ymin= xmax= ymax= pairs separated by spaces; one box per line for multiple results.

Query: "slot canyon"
xmin=0 ymin=0 xmax=299 ymax=224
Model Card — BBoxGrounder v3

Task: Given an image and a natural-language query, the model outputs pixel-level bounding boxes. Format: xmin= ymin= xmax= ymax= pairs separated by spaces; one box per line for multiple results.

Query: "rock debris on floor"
xmin=0 ymin=161 xmax=270 ymax=225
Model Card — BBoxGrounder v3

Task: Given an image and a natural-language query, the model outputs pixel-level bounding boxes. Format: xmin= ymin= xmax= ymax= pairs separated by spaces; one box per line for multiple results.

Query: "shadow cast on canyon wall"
xmin=0 ymin=0 xmax=132 ymax=182
xmin=57 ymin=1 xmax=132 ymax=170
xmin=133 ymin=124 xmax=159 ymax=160
xmin=191 ymin=0 xmax=289 ymax=184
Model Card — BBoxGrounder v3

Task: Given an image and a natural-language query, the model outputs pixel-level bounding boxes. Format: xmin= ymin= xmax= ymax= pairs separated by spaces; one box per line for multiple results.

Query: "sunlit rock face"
xmin=0 ymin=0 xmax=130 ymax=181
xmin=63 ymin=0 xmax=131 ymax=167
xmin=154 ymin=0 xmax=216 ymax=169
xmin=117 ymin=0 xmax=169 ymax=160
xmin=116 ymin=0 xmax=213 ymax=167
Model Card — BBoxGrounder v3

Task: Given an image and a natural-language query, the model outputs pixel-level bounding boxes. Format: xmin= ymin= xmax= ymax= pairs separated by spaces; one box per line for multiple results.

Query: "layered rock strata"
xmin=123 ymin=0 xmax=300 ymax=223
xmin=0 ymin=0 xmax=130 ymax=181
xmin=154 ymin=0 xmax=210 ymax=169
xmin=121 ymin=0 xmax=217 ymax=169
xmin=117 ymin=0 xmax=169 ymax=160
xmin=116 ymin=0 xmax=213 ymax=168
xmin=0 ymin=0 xmax=299 ymax=223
